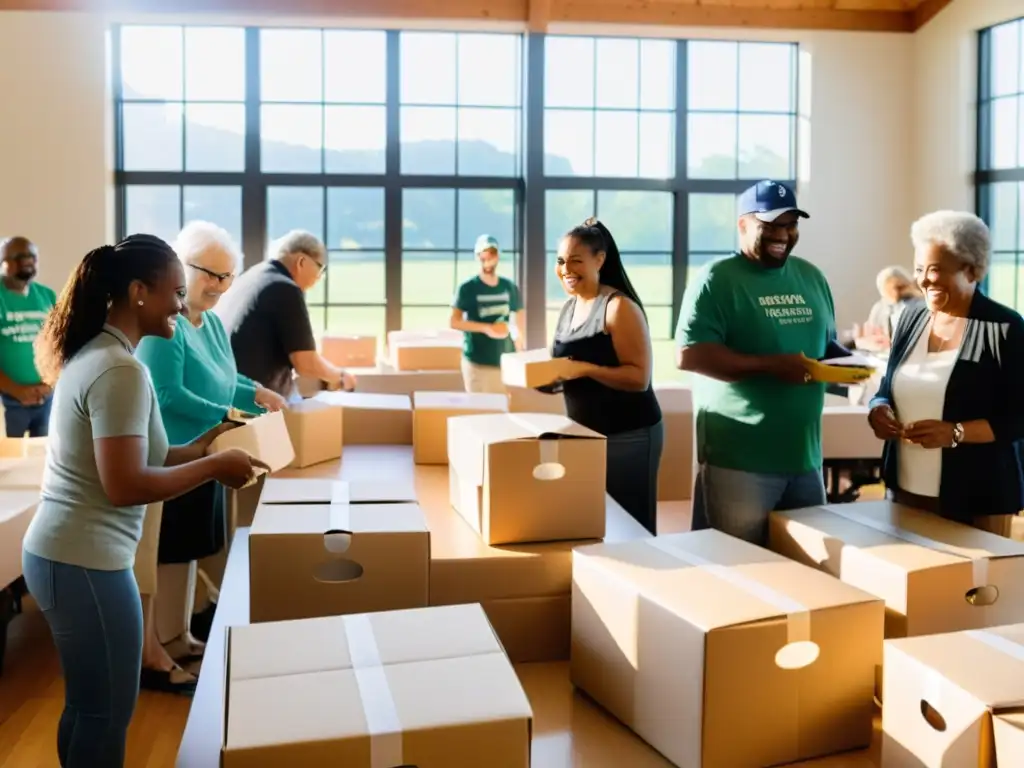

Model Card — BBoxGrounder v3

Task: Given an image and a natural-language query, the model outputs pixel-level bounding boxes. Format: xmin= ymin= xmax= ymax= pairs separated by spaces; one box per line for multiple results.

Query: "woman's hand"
xmin=903 ymin=420 xmax=956 ymax=449
xmin=254 ymin=386 xmax=287 ymax=412
xmin=210 ymin=449 xmax=271 ymax=489
xmin=868 ymin=404 xmax=903 ymax=440
xmin=185 ymin=421 xmax=240 ymax=460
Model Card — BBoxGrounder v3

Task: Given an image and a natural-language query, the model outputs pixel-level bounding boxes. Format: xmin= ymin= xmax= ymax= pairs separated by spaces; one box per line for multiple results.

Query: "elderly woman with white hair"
xmin=133 ymin=221 xmax=286 ymax=694
xmin=868 ymin=211 xmax=1024 ymax=534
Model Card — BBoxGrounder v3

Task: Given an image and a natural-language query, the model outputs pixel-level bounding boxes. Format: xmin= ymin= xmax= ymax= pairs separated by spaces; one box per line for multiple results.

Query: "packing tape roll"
xmin=964 ymin=629 xmax=1024 ymax=664
xmin=648 ymin=538 xmax=811 ymax=644
xmin=825 ymin=506 xmax=992 ymax=589
xmin=343 ymin=614 xmax=403 ymax=768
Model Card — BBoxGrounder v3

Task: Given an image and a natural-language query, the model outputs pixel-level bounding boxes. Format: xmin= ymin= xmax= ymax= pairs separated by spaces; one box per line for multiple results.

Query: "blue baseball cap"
xmin=737 ymin=180 xmax=809 ymax=223
xmin=474 ymin=234 xmax=500 ymax=254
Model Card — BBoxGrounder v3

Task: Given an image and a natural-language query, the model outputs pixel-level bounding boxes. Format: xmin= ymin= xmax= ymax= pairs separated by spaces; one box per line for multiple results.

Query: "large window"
xmin=978 ymin=18 xmax=1024 ymax=310
xmin=115 ymin=26 xmax=797 ymax=381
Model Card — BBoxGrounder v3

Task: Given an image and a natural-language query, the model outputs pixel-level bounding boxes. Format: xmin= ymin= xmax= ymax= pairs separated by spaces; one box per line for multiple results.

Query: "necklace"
xmin=929 ymin=314 xmax=962 ymax=354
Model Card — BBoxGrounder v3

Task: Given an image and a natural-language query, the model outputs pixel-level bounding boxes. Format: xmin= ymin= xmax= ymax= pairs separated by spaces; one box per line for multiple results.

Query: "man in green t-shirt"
xmin=0 ymin=237 xmax=58 ymax=437
xmin=450 ymin=235 xmax=525 ymax=394
xmin=675 ymin=181 xmax=846 ymax=545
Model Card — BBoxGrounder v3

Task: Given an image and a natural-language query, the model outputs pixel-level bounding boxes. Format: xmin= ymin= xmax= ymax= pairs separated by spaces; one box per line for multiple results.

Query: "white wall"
xmin=0 ymin=11 xmax=916 ymax=331
xmin=0 ymin=12 xmax=112 ymax=293
xmin=913 ymin=0 xmax=1024 ymax=217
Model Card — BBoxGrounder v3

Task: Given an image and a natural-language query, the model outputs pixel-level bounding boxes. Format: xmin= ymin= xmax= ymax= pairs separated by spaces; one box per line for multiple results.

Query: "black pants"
xmin=606 ymin=420 xmax=664 ymax=535
xmin=158 ymin=481 xmax=226 ymax=564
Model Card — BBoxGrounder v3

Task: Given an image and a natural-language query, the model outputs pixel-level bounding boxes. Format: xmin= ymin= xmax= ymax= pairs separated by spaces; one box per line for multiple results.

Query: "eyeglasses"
xmin=189 ymin=263 xmax=234 ymax=283
xmin=303 ymin=253 xmax=327 ymax=276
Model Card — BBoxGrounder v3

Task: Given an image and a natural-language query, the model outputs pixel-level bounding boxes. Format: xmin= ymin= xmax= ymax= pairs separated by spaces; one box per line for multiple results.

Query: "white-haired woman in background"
xmin=868 ymin=211 xmax=1024 ymax=535
xmin=134 ymin=221 xmax=286 ymax=694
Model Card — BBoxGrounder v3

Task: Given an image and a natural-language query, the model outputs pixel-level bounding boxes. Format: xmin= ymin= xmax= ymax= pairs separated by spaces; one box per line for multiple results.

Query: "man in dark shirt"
xmin=215 ymin=230 xmax=356 ymax=396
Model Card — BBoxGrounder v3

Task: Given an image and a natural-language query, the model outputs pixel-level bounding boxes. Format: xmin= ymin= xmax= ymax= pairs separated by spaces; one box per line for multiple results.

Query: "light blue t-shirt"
xmin=23 ymin=326 xmax=170 ymax=571
xmin=136 ymin=312 xmax=261 ymax=446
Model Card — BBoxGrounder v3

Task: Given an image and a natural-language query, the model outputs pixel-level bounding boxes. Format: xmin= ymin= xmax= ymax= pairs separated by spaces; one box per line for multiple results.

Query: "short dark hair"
xmin=35 ymin=234 xmax=177 ymax=385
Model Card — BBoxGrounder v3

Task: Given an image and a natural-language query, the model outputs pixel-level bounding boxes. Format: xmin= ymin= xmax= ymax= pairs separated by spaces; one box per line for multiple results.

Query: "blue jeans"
xmin=2 ymin=393 xmax=53 ymax=437
xmin=606 ymin=421 xmax=665 ymax=535
xmin=22 ymin=551 xmax=143 ymax=768
xmin=692 ymin=464 xmax=826 ymax=546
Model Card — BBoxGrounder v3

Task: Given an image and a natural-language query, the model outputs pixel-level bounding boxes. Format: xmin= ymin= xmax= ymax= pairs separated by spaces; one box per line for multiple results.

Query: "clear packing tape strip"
xmin=824 ymin=506 xmax=992 ymax=588
xmin=647 ymin=538 xmax=812 ymax=646
xmin=343 ymin=614 xmax=404 ymax=768
xmin=921 ymin=630 xmax=1024 ymax=710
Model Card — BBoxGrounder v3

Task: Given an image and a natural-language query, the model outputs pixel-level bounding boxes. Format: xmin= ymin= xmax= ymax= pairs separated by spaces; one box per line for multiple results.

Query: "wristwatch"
xmin=950 ymin=422 xmax=965 ymax=448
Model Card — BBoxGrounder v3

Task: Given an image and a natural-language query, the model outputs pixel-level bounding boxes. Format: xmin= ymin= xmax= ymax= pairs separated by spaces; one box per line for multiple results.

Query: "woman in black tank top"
xmin=545 ymin=218 xmax=664 ymax=534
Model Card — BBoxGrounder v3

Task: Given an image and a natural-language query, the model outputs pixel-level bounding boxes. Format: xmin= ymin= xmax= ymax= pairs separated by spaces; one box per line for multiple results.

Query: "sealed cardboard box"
xmin=447 ymin=413 xmax=606 ymax=545
xmin=248 ymin=501 xmax=429 ymax=623
xmin=500 ymin=349 xmax=585 ymax=389
xmin=340 ymin=362 xmax=464 ymax=396
xmin=260 ymin=477 xmax=352 ymax=506
xmin=507 ymin=385 xmax=566 ymax=415
xmin=413 ymin=391 xmax=508 ymax=465
xmin=882 ymin=623 xmax=1024 ymax=767
xmin=222 ymin=604 xmax=533 ymax=767
xmin=388 ymin=331 xmax=462 ymax=372
xmin=0 ymin=490 xmax=38 ymax=589
xmin=822 ymin=406 xmax=883 ymax=460
xmin=282 ymin=398 xmax=343 ymax=469
xmin=571 ymin=530 xmax=884 ymax=767
xmin=654 ymin=384 xmax=693 ymax=501
xmin=209 ymin=411 xmax=295 ymax=484
xmin=321 ymin=335 xmax=376 ymax=368
xmin=315 ymin=392 xmax=412 ymax=445
xmin=769 ymin=502 xmax=1024 ymax=638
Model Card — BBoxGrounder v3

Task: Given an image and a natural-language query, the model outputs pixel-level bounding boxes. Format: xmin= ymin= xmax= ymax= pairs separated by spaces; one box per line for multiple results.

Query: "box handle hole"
xmin=965 ymin=585 xmax=999 ymax=606
xmin=313 ymin=559 xmax=364 ymax=584
xmin=774 ymin=640 xmax=820 ymax=670
xmin=920 ymin=700 xmax=947 ymax=732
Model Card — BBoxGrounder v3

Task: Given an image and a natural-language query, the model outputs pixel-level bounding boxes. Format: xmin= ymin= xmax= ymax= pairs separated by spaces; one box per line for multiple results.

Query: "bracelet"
xmin=950 ymin=422 xmax=965 ymax=448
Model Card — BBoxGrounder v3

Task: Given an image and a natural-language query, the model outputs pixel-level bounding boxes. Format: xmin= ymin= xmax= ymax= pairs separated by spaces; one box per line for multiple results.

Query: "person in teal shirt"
xmin=450 ymin=235 xmax=525 ymax=393
xmin=135 ymin=221 xmax=286 ymax=695
xmin=676 ymin=181 xmax=847 ymax=546
xmin=0 ymin=237 xmax=57 ymax=437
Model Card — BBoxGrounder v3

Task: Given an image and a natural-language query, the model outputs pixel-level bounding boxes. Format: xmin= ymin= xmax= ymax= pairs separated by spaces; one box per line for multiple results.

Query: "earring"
xmin=138 ymin=300 xmax=144 ymax=306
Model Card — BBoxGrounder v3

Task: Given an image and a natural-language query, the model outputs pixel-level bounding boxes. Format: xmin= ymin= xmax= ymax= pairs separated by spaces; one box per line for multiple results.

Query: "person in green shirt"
xmin=675 ymin=180 xmax=847 ymax=545
xmin=0 ymin=237 xmax=57 ymax=437
xmin=450 ymin=234 xmax=526 ymax=393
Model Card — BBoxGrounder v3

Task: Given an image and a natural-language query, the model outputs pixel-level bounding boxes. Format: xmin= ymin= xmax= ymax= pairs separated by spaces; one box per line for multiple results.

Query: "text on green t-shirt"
xmin=675 ymin=254 xmax=836 ymax=475
xmin=0 ymin=282 xmax=57 ymax=386
xmin=453 ymin=276 xmax=523 ymax=367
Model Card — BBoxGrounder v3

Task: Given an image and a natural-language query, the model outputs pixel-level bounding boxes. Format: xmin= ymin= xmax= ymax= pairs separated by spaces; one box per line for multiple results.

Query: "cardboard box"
xmin=389 ymin=332 xmax=462 ymax=372
xmin=282 ymin=398 xmax=343 ymax=469
xmin=507 ymin=386 xmax=566 ymax=415
xmin=209 ymin=411 xmax=295 ymax=485
xmin=340 ymin=363 xmax=465 ymax=396
xmin=222 ymin=604 xmax=533 ymax=767
xmin=500 ymin=349 xmax=584 ymax=389
xmin=447 ymin=413 xmax=607 ymax=545
xmin=0 ymin=456 xmax=46 ymax=489
xmin=769 ymin=502 xmax=1024 ymax=639
xmin=0 ymin=437 xmax=46 ymax=459
xmin=881 ymin=624 xmax=1024 ymax=767
xmin=314 ymin=392 xmax=412 ymax=445
xmin=571 ymin=529 xmax=884 ymax=768
xmin=413 ymin=391 xmax=508 ymax=465
xmin=248 ymin=501 xmax=429 ymax=623
xmin=822 ymin=406 xmax=883 ymax=460
xmin=0 ymin=490 xmax=38 ymax=588
xmin=321 ymin=335 xmax=376 ymax=368
xmin=269 ymin=448 xmax=418 ymax=504
xmin=655 ymin=384 xmax=693 ymax=501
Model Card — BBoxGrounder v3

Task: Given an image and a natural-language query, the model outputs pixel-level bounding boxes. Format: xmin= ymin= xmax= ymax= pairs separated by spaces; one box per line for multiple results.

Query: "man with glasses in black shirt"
xmin=215 ymin=230 xmax=356 ymax=397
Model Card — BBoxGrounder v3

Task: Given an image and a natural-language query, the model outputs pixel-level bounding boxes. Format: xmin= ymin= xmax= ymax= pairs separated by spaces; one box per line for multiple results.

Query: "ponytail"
xmin=564 ymin=217 xmax=646 ymax=316
xmin=35 ymin=234 xmax=176 ymax=385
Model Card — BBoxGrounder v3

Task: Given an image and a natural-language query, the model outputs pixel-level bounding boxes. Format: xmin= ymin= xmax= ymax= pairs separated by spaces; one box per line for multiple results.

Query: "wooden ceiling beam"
xmin=911 ymin=0 xmax=954 ymax=31
xmin=527 ymin=0 xmax=550 ymax=32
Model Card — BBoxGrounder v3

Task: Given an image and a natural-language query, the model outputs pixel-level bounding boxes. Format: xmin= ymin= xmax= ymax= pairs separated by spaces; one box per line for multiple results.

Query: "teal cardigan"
xmin=136 ymin=312 xmax=262 ymax=446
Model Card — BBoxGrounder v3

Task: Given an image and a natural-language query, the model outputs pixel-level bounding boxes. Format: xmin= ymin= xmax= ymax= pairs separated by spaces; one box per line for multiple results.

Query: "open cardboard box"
xmin=571 ymin=529 xmax=884 ymax=767
xmin=209 ymin=410 xmax=295 ymax=487
xmin=248 ymin=501 xmax=429 ymax=623
xmin=881 ymin=623 xmax=1024 ymax=767
xmin=447 ymin=412 xmax=606 ymax=545
xmin=222 ymin=604 xmax=533 ymax=767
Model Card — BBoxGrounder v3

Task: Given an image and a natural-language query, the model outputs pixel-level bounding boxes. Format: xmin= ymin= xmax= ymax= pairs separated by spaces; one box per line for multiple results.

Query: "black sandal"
xmin=140 ymin=665 xmax=197 ymax=696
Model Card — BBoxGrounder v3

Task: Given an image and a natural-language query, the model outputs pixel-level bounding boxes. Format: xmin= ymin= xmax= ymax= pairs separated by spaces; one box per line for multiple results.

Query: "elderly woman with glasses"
xmin=133 ymin=221 xmax=286 ymax=694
